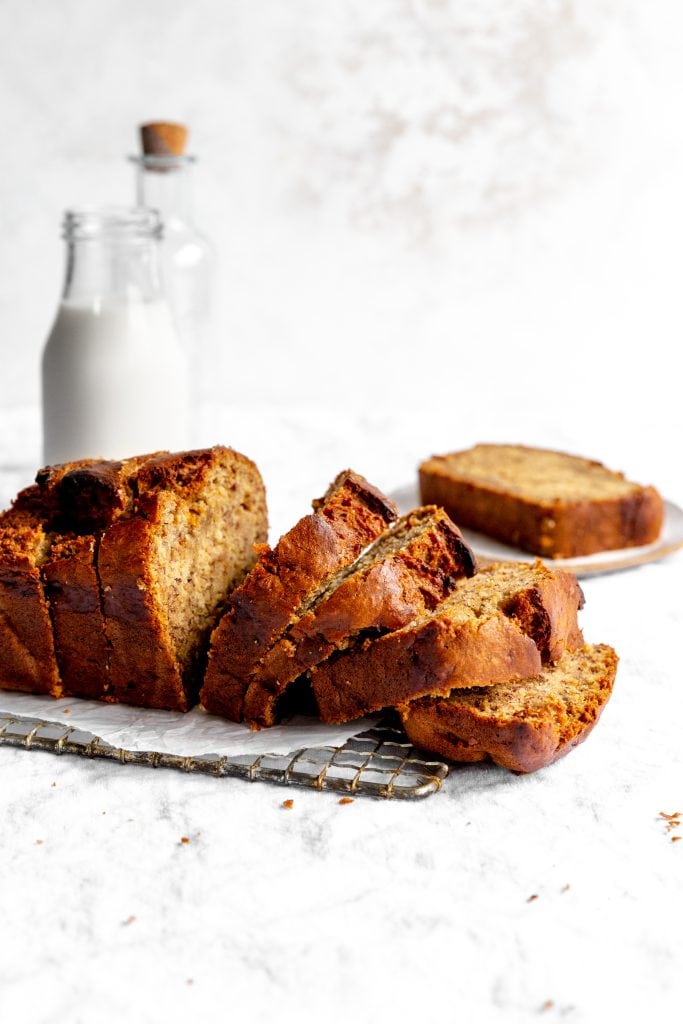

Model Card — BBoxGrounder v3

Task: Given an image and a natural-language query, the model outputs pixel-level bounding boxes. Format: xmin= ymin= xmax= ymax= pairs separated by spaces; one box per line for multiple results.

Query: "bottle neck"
xmin=132 ymin=155 xmax=195 ymax=226
xmin=62 ymin=232 xmax=165 ymax=306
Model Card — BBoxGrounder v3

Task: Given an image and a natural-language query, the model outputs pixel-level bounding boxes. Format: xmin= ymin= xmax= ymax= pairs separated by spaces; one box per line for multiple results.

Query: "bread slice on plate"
xmin=311 ymin=560 xmax=584 ymax=723
xmin=242 ymin=505 xmax=477 ymax=727
xmin=400 ymin=643 xmax=618 ymax=773
xmin=200 ymin=470 xmax=398 ymax=721
xmin=419 ymin=444 xmax=664 ymax=559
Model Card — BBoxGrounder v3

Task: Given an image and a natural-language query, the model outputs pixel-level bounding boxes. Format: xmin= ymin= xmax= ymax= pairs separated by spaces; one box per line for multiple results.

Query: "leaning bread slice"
xmin=0 ymin=488 xmax=62 ymax=696
xmin=419 ymin=444 xmax=664 ymax=558
xmin=200 ymin=470 xmax=398 ymax=721
xmin=242 ymin=506 xmax=477 ymax=727
xmin=98 ymin=447 xmax=267 ymax=711
xmin=400 ymin=643 xmax=618 ymax=773
xmin=311 ymin=561 xmax=584 ymax=723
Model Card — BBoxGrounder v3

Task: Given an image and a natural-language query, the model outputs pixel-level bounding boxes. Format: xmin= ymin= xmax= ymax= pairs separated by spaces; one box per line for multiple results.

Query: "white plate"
xmin=389 ymin=484 xmax=683 ymax=577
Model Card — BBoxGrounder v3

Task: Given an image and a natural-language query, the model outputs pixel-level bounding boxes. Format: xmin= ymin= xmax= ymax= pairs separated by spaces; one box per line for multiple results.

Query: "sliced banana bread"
xmin=401 ymin=643 xmax=618 ymax=773
xmin=242 ymin=506 xmax=477 ymax=727
xmin=200 ymin=470 xmax=398 ymax=721
xmin=311 ymin=561 xmax=584 ymax=723
xmin=41 ymin=455 xmax=153 ymax=701
xmin=0 ymin=487 xmax=62 ymax=696
xmin=419 ymin=444 xmax=664 ymax=559
xmin=99 ymin=447 xmax=267 ymax=711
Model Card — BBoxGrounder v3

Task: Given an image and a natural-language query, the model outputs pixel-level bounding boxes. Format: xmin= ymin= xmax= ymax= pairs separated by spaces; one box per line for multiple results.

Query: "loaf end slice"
xmin=242 ymin=506 xmax=476 ymax=727
xmin=420 ymin=444 xmax=664 ymax=558
xmin=200 ymin=470 xmax=398 ymax=721
xmin=0 ymin=491 xmax=61 ymax=696
xmin=400 ymin=643 xmax=618 ymax=773
xmin=311 ymin=560 xmax=584 ymax=723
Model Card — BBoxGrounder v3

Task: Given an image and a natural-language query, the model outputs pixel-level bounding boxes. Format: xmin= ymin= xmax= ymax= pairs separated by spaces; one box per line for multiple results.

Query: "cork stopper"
xmin=140 ymin=121 xmax=188 ymax=157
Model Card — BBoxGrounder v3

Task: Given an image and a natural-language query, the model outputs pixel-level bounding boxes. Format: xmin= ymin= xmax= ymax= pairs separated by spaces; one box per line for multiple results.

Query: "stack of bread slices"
xmin=0 ymin=449 xmax=618 ymax=773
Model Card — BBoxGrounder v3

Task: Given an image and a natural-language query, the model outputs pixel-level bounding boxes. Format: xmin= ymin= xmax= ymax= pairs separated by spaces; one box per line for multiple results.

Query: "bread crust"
xmin=99 ymin=447 xmax=267 ymax=712
xmin=401 ymin=644 xmax=618 ymax=773
xmin=43 ymin=534 xmax=109 ymax=701
xmin=311 ymin=562 xmax=584 ymax=723
xmin=99 ymin=495 xmax=188 ymax=711
xmin=0 ymin=492 xmax=61 ymax=696
xmin=37 ymin=455 xmax=164 ymax=701
xmin=200 ymin=471 xmax=398 ymax=721
xmin=420 ymin=446 xmax=664 ymax=558
xmin=242 ymin=509 xmax=476 ymax=726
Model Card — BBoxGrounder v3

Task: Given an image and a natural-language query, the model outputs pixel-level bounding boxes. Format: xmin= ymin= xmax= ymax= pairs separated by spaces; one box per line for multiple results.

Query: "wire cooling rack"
xmin=0 ymin=712 xmax=448 ymax=800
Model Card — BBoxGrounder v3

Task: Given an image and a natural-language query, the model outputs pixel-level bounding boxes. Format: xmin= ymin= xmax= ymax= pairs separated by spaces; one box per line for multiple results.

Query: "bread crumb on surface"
xmin=35 ymin=839 xmax=43 ymax=845
xmin=338 ymin=797 xmax=354 ymax=805
xmin=672 ymin=836 xmax=681 ymax=843
xmin=180 ymin=836 xmax=190 ymax=844
xmin=561 ymin=883 xmax=571 ymax=892
xmin=62 ymin=708 xmax=70 ymax=714
xmin=658 ymin=810 xmax=681 ymax=835
xmin=122 ymin=915 xmax=136 ymax=926
xmin=527 ymin=894 xmax=539 ymax=903
xmin=539 ymin=1000 xmax=554 ymax=1012
xmin=282 ymin=799 xmax=294 ymax=810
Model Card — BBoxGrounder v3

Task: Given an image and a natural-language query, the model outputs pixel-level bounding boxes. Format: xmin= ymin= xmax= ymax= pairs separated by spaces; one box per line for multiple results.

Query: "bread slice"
xmin=0 ymin=487 xmax=62 ymax=696
xmin=40 ymin=455 xmax=153 ymax=701
xmin=242 ymin=506 xmax=477 ymax=727
xmin=98 ymin=447 xmax=267 ymax=711
xmin=419 ymin=444 xmax=664 ymax=559
xmin=400 ymin=643 xmax=618 ymax=773
xmin=311 ymin=561 xmax=584 ymax=723
xmin=0 ymin=458 xmax=104 ymax=697
xmin=200 ymin=470 xmax=398 ymax=721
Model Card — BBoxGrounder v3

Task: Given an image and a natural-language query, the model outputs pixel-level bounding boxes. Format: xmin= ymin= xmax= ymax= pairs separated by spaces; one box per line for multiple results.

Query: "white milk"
xmin=42 ymin=299 xmax=190 ymax=463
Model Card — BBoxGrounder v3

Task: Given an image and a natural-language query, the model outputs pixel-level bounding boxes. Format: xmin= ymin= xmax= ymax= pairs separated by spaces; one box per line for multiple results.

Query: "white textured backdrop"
xmin=2 ymin=1 xmax=683 ymax=467
xmin=2 ymin=5 xmax=683 ymax=1022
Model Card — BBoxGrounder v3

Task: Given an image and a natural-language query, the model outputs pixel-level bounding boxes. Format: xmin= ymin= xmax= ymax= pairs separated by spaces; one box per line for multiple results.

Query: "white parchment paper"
xmin=0 ymin=690 xmax=378 ymax=757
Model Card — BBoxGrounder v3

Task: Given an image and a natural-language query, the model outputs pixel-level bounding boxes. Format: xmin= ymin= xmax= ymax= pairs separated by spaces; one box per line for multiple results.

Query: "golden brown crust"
xmin=401 ymin=644 xmax=618 ymax=773
xmin=0 ymin=506 xmax=61 ymax=696
xmin=99 ymin=447 xmax=266 ymax=712
xmin=311 ymin=561 xmax=584 ymax=724
xmin=242 ymin=508 xmax=476 ymax=727
xmin=200 ymin=471 xmax=398 ymax=721
xmin=43 ymin=534 xmax=109 ymax=701
xmin=419 ymin=446 xmax=664 ymax=558
xmin=37 ymin=455 xmax=160 ymax=700
xmin=99 ymin=497 xmax=188 ymax=711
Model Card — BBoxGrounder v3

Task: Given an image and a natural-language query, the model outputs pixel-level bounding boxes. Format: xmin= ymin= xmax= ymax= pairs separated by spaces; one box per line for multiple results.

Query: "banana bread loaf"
xmin=242 ymin=506 xmax=477 ymax=727
xmin=400 ymin=643 xmax=618 ymax=773
xmin=419 ymin=444 xmax=664 ymax=559
xmin=311 ymin=561 xmax=584 ymax=723
xmin=200 ymin=470 xmax=398 ymax=721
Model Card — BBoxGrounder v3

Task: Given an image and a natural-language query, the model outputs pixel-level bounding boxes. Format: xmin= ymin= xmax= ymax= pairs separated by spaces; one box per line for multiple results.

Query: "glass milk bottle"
xmin=130 ymin=122 xmax=214 ymax=441
xmin=41 ymin=206 xmax=189 ymax=464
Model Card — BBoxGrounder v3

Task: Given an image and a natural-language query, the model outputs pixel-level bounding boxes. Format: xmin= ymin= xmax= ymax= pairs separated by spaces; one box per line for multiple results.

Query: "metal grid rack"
xmin=0 ymin=712 xmax=449 ymax=800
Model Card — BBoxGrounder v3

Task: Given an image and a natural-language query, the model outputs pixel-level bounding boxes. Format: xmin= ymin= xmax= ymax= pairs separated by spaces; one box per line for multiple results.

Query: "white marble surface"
xmin=2 ymin=1 xmax=683 ymax=1020
xmin=1 ymin=408 xmax=682 ymax=1024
